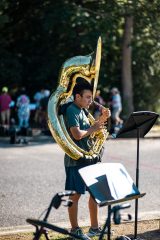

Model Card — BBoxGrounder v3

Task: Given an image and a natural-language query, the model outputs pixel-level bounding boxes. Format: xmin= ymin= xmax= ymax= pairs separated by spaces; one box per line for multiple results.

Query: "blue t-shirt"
xmin=112 ymin=94 xmax=122 ymax=109
xmin=64 ymin=102 xmax=91 ymax=167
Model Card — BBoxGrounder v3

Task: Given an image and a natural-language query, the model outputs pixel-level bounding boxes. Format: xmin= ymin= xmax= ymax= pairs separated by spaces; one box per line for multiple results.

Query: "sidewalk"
xmin=145 ymin=125 xmax=160 ymax=138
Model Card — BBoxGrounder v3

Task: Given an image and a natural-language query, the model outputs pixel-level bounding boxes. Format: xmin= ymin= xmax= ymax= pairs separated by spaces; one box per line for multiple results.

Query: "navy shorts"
xmin=65 ymin=166 xmax=87 ymax=194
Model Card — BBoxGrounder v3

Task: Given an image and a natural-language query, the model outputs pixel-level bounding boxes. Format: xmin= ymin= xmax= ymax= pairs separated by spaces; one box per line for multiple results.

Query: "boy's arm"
xmin=70 ymin=120 xmax=104 ymax=140
xmin=70 ymin=108 xmax=110 ymax=140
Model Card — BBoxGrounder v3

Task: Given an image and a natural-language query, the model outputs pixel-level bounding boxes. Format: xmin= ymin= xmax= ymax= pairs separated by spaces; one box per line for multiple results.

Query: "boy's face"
xmin=76 ymin=90 xmax=93 ymax=109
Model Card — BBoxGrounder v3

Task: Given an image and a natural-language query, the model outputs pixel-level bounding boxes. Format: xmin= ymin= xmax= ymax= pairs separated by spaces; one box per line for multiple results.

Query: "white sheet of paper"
xmin=79 ymin=163 xmax=139 ymax=204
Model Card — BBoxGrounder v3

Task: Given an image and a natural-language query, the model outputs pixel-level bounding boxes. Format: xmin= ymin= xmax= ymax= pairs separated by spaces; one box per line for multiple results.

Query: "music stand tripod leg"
xmin=99 ymin=205 xmax=112 ymax=240
xmin=133 ymin=127 xmax=140 ymax=240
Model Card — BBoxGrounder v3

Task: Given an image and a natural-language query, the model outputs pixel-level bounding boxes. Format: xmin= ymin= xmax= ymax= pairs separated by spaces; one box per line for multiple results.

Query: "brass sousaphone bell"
xmin=48 ymin=37 xmax=109 ymax=160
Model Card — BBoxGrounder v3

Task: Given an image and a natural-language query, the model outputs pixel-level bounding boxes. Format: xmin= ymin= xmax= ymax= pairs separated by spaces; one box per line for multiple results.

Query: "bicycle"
xmin=26 ymin=191 xmax=132 ymax=240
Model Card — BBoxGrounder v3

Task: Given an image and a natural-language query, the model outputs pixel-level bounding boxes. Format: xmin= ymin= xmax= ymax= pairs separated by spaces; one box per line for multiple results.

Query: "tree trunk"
xmin=122 ymin=16 xmax=134 ymax=117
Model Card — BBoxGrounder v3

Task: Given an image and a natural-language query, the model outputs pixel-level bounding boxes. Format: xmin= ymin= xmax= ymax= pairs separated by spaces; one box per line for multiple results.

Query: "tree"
xmin=122 ymin=15 xmax=134 ymax=115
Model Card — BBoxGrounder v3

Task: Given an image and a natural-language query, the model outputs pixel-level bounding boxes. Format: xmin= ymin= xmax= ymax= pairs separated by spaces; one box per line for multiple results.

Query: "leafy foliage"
xmin=0 ymin=0 xmax=159 ymax=112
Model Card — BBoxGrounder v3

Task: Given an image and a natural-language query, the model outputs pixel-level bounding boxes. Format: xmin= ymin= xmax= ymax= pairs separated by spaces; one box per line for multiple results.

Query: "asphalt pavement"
xmin=0 ymin=126 xmax=160 ymax=235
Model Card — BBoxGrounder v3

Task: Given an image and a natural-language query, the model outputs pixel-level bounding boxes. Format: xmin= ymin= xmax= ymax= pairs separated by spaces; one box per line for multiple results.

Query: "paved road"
xmin=0 ymin=136 xmax=160 ymax=229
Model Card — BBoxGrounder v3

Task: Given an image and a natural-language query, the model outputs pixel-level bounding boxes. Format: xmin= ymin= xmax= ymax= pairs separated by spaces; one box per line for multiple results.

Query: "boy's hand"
xmin=92 ymin=120 xmax=104 ymax=131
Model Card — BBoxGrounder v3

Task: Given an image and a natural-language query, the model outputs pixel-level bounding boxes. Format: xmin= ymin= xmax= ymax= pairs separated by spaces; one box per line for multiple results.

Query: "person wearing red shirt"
xmin=0 ymin=87 xmax=12 ymax=126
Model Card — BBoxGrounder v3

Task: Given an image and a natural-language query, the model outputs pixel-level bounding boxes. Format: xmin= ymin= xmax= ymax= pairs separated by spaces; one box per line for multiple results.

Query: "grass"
xmin=0 ymin=220 xmax=160 ymax=240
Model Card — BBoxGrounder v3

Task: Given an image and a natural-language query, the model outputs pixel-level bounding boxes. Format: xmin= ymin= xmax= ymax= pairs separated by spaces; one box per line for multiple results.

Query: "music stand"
xmin=116 ymin=111 xmax=159 ymax=239
xmin=79 ymin=163 xmax=145 ymax=240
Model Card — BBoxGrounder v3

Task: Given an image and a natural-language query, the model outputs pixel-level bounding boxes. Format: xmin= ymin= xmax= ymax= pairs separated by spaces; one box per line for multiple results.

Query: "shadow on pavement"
xmin=0 ymin=134 xmax=56 ymax=148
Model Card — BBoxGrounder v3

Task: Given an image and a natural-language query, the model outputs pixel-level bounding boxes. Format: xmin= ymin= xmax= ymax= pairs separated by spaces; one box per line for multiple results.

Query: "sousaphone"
xmin=48 ymin=37 xmax=109 ymax=160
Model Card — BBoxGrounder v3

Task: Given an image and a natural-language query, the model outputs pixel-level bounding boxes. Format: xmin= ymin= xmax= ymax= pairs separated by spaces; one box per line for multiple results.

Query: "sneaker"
xmin=70 ymin=227 xmax=91 ymax=240
xmin=87 ymin=227 xmax=107 ymax=237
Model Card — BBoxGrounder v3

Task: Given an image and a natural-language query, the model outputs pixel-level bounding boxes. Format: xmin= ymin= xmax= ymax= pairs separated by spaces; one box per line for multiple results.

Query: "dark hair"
xmin=73 ymin=78 xmax=93 ymax=99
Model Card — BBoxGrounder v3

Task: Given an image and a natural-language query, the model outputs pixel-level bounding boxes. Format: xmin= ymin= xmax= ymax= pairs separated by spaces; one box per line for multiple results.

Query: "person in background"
xmin=38 ymin=90 xmax=50 ymax=129
xmin=108 ymin=88 xmax=123 ymax=132
xmin=93 ymin=90 xmax=106 ymax=120
xmin=34 ymin=88 xmax=45 ymax=109
xmin=0 ymin=87 xmax=12 ymax=127
xmin=16 ymin=88 xmax=30 ymax=130
xmin=33 ymin=88 xmax=45 ymax=126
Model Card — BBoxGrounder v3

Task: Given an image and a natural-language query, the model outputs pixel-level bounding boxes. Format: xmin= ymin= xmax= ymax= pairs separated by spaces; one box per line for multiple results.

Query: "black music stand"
xmin=79 ymin=163 xmax=145 ymax=240
xmin=116 ymin=111 xmax=159 ymax=239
